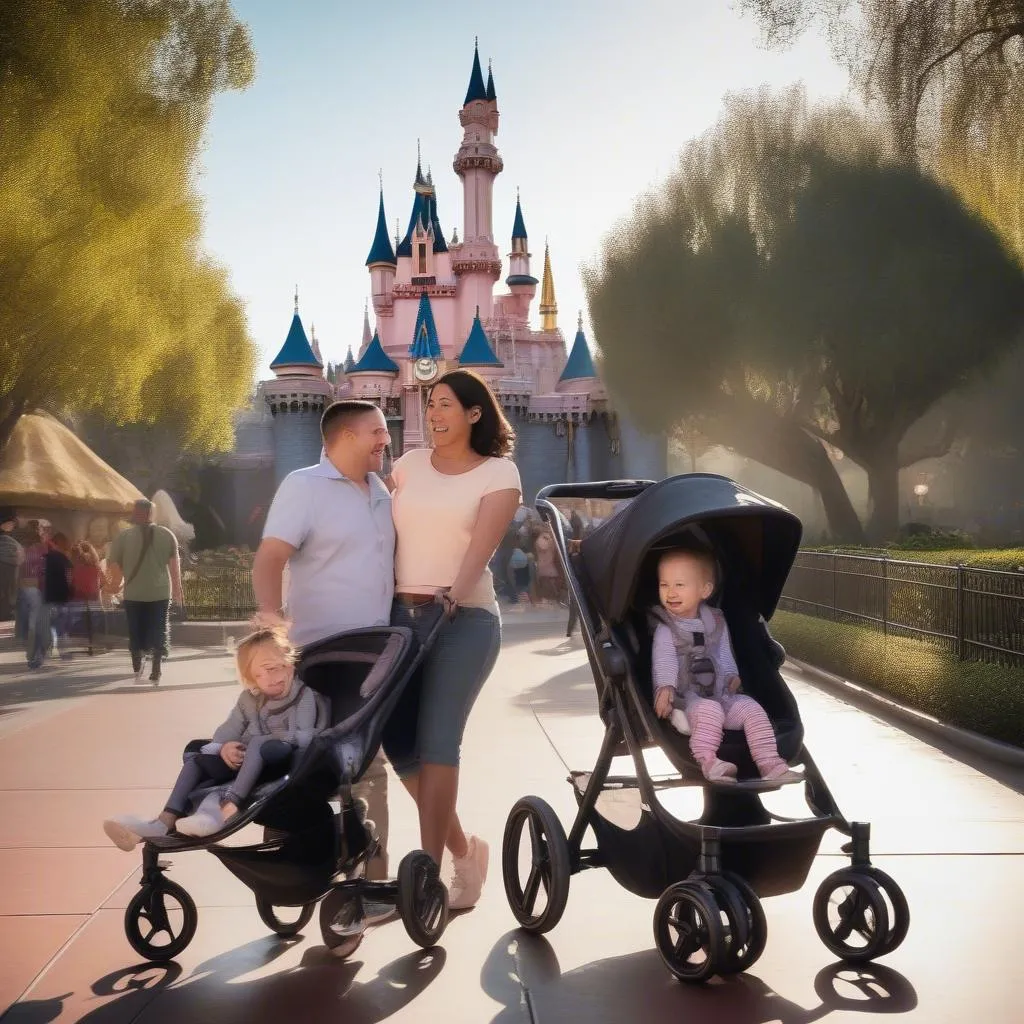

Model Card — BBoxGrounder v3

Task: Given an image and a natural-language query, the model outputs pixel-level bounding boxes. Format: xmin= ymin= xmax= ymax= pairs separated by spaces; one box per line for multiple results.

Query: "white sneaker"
xmin=103 ymin=816 xmax=168 ymax=851
xmin=449 ymin=835 xmax=489 ymax=911
xmin=175 ymin=793 xmax=224 ymax=837
xmin=133 ymin=655 xmax=148 ymax=683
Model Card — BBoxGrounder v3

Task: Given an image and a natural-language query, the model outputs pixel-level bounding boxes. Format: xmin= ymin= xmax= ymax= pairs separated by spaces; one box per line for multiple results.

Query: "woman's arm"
xmin=448 ymin=489 xmax=521 ymax=605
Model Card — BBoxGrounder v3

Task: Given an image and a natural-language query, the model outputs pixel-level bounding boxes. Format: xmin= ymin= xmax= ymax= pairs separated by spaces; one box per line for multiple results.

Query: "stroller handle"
xmin=535 ymin=480 xmax=656 ymax=504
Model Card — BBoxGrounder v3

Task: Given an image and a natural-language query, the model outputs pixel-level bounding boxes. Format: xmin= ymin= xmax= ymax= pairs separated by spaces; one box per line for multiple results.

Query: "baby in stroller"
xmin=103 ymin=626 xmax=325 ymax=849
xmin=652 ymin=544 xmax=802 ymax=785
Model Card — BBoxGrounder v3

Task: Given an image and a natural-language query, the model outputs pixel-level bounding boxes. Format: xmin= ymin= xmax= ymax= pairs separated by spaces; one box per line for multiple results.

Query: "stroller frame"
xmin=122 ymin=612 xmax=451 ymax=963
xmin=501 ymin=479 xmax=909 ymax=983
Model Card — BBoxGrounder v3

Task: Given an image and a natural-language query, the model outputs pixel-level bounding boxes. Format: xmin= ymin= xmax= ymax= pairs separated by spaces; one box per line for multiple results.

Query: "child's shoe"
xmin=668 ymin=707 xmax=691 ymax=735
xmin=175 ymin=793 xmax=223 ymax=838
xmin=103 ymin=816 xmax=168 ymax=851
xmin=449 ymin=835 xmax=489 ymax=910
xmin=702 ymin=758 xmax=738 ymax=783
xmin=760 ymin=761 xmax=804 ymax=784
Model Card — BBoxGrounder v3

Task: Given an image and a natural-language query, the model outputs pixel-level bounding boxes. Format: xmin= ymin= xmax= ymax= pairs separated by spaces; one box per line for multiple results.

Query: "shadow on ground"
xmin=481 ymin=931 xmax=918 ymax=1024
xmin=3 ymin=937 xmax=447 ymax=1024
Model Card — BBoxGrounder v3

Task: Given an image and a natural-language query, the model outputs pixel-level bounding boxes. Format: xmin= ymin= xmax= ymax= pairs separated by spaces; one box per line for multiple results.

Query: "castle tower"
xmin=264 ymin=290 xmax=331 ymax=484
xmin=457 ymin=306 xmax=503 ymax=380
xmin=366 ymin=185 xmax=397 ymax=324
xmin=359 ymin=300 xmax=373 ymax=359
xmin=505 ymin=193 xmax=538 ymax=322
xmin=452 ymin=40 xmax=503 ymax=336
xmin=539 ymin=240 xmax=558 ymax=332
xmin=556 ymin=313 xmax=603 ymax=483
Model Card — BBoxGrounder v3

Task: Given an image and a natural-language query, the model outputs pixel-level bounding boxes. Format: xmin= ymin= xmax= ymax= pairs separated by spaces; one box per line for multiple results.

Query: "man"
xmin=106 ymin=499 xmax=183 ymax=683
xmin=252 ymin=400 xmax=395 ymax=950
xmin=0 ymin=508 xmax=23 ymax=622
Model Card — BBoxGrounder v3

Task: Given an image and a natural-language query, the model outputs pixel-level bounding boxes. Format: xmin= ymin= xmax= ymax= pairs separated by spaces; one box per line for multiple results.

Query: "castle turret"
xmin=366 ymin=187 xmax=397 ymax=321
xmin=453 ymin=40 xmax=503 ymax=335
xmin=505 ymin=192 xmax=538 ymax=321
xmin=359 ymin=300 xmax=372 ymax=359
xmin=539 ymin=240 xmax=558 ymax=332
xmin=264 ymin=291 xmax=331 ymax=484
xmin=458 ymin=307 xmax=503 ymax=376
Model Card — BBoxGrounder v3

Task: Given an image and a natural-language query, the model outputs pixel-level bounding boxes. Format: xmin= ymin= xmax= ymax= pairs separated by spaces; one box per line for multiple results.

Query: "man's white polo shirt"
xmin=262 ymin=456 xmax=395 ymax=648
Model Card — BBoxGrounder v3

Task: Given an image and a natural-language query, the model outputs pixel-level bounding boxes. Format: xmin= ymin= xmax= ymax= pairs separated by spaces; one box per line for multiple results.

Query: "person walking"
xmin=105 ymin=499 xmax=183 ymax=683
xmin=0 ymin=508 xmax=23 ymax=622
xmin=251 ymin=399 xmax=396 ymax=948
xmin=16 ymin=520 xmax=49 ymax=669
xmin=42 ymin=532 xmax=74 ymax=658
xmin=383 ymin=369 xmax=521 ymax=916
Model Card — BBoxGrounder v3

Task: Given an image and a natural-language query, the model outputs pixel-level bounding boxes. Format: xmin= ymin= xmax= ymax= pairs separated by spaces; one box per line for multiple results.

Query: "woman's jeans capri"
xmin=382 ymin=606 xmax=500 ymax=779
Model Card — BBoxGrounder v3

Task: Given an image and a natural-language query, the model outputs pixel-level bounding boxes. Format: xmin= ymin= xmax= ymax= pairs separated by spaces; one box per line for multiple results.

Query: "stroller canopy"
xmin=578 ymin=474 xmax=802 ymax=624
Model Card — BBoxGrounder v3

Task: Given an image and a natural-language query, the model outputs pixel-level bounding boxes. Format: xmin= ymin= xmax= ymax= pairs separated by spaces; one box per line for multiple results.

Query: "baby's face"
xmin=658 ymin=554 xmax=714 ymax=617
xmin=249 ymin=645 xmax=294 ymax=700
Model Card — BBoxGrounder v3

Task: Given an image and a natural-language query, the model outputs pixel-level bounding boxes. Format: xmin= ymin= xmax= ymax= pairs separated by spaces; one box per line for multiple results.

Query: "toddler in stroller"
xmin=501 ymin=476 xmax=910 ymax=984
xmin=652 ymin=545 xmax=802 ymax=786
xmin=103 ymin=626 xmax=323 ymax=849
xmin=103 ymin=608 xmax=452 ymax=963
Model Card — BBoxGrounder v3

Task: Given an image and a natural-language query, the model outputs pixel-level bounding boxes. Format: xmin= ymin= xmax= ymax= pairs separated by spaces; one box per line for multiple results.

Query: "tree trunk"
xmin=865 ymin=448 xmax=901 ymax=542
xmin=707 ymin=400 xmax=866 ymax=544
xmin=0 ymin=400 xmax=28 ymax=456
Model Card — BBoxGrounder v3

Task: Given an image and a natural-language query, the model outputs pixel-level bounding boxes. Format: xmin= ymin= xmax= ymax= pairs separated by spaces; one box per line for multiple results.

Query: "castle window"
xmin=418 ymin=243 xmax=427 ymax=275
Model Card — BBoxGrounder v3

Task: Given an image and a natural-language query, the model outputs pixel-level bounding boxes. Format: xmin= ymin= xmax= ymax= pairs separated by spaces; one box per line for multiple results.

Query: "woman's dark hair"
xmin=430 ymin=369 xmax=515 ymax=458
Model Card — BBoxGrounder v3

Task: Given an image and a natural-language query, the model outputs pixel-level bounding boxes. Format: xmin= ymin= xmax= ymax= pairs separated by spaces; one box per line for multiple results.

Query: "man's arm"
xmin=168 ymin=550 xmax=183 ymax=605
xmin=252 ymin=537 xmax=297 ymax=621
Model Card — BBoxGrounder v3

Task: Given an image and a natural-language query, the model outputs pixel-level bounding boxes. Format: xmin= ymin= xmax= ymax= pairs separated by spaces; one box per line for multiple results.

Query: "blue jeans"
xmin=16 ymin=587 xmax=49 ymax=668
xmin=383 ymin=606 xmax=501 ymax=777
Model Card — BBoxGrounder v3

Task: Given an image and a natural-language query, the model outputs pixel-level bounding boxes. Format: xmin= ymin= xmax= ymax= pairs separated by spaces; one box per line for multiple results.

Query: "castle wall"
xmin=617 ymin=413 xmax=668 ymax=482
xmin=570 ymin=421 xmax=592 ymax=483
xmin=271 ymin=411 xmax=323 ymax=485
xmin=511 ymin=414 xmax=569 ymax=506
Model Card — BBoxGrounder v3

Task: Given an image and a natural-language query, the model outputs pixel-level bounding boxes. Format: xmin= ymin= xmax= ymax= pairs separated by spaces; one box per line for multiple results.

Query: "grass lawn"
xmin=770 ymin=609 xmax=1024 ymax=748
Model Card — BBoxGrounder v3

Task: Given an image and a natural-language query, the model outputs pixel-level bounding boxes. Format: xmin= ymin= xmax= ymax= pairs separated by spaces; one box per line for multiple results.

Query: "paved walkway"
xmin=0 ymin=618 xmax=1021 ymax=1023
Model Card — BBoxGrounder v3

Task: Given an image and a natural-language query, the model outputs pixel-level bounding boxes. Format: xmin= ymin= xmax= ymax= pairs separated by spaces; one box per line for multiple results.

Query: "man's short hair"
xmin=321 ymin=400 xmax=382 ymax=445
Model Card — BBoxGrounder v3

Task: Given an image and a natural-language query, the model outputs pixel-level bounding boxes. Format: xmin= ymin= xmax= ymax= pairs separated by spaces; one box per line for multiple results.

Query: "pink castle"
xmin=255 ymin=41 xmax=665 ymax=504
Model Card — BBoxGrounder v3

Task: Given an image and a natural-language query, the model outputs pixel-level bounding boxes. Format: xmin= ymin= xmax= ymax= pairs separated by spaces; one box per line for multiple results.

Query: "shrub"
xmin=769 ymin=609 xmax=1024 ymax=747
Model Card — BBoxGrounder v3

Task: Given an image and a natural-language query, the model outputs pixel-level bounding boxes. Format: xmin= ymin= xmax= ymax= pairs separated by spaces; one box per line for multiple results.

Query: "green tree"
xmin=0 ymin=0 xmax=256 ymax=454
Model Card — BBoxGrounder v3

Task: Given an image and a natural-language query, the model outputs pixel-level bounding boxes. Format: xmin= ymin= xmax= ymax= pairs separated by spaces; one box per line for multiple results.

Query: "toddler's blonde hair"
xmin=235 ymin=626 xmax=296 ymax=695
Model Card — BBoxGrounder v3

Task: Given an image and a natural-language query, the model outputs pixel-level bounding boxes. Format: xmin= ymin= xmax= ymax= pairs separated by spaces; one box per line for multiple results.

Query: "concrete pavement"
xmin=0 ymin=616 xmax=1021 ymax=1022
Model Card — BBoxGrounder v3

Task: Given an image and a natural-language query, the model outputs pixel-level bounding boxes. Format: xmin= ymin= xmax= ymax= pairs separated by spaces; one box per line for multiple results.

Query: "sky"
xmin=196 ymin=0 xmax=853 ymax=376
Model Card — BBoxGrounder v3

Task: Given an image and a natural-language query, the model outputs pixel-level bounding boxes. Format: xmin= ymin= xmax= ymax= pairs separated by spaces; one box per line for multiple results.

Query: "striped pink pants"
xmin=687 ymin=695 xmax=786 ymax=775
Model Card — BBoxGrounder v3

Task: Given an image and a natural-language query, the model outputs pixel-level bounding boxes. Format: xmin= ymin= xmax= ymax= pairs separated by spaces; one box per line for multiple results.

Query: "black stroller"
xmin=501 ymin=476 xmax=910 ymax=983
xmin=122 ymin=608 xmax=449 ymax=962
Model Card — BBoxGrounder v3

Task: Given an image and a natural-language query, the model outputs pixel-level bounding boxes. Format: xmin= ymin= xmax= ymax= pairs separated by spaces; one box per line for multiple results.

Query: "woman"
xmin=16 ymin=521 xmax=49 ymax=669
xmin=384 ymin=369 xmax=521 ymax=911
xmin=42 ymin=532 xmax=74 ymax=658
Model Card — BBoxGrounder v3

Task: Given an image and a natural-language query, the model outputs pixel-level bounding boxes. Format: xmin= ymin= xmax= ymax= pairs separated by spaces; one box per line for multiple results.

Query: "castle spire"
xmin=486 ymin=58 xmax=496 ymax=102
xmin=560 ymin=312 xmax=597 ymax=382
xmin=360 ymin=300 xmax=373 ymax=358
xmin=270 ymin=292 xmax=322 ymax=374
xmin=540 ymin=240 xmax=558 ymax=331
xmin=464 ymin=38 xmax=487 ymax=105
xmin=365 ymin=186 xmax=397 ymax=266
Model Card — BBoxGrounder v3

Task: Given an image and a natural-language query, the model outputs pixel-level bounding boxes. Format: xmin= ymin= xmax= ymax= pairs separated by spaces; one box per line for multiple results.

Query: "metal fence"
xmin=780 ymin=551 xmax=1024 ymax=668
xmin=183 ymin=568 xmax=256 ymax=622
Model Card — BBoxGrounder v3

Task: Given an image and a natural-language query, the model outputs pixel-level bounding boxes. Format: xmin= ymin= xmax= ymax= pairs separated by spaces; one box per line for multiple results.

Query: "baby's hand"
xmin=654 ymin=687 xmax=673 ymax=718
xmin=728 ymin=676 xmax=742 ymax=695
xmin=220 ymin=741 xmax=245 ymax=769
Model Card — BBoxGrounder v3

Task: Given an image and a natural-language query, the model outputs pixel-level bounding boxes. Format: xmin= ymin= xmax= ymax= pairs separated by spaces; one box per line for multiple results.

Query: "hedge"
xmin=770 ymin=609 xmax=1024 ymax=748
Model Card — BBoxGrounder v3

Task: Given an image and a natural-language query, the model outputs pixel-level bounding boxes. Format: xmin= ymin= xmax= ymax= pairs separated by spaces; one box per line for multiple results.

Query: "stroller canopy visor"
xmin=578 ymin=474 xmax=802 ymax=623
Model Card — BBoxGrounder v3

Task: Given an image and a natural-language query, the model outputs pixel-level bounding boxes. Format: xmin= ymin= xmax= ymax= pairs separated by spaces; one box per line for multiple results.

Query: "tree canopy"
xmin=585 ymin=87 xmax=1024 ymax=541
xmin=0 ymin=0 xmax=256 ymax=455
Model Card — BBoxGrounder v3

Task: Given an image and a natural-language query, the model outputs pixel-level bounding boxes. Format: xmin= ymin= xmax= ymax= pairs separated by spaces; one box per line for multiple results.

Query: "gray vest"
xmin=650 ymin=604 xmax=725 ymax=700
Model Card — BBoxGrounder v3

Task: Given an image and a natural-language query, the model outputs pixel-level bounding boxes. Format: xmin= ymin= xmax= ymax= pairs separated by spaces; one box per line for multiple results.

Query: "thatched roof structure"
xmin=0 ymin=412 xmax=145 ymax=514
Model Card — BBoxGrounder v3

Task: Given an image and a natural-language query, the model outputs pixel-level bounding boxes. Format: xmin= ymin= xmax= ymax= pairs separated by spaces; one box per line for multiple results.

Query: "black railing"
xmin=780 ymin=551 xmax=1024 ymax=668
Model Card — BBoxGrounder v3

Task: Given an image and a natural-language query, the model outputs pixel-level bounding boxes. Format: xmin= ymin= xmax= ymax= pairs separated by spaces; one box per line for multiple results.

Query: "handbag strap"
xmin=124 ymin=525 xmax=155 ymax=586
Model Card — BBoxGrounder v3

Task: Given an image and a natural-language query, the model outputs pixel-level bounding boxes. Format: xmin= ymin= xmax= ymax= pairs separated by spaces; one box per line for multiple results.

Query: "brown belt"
xmin=395 ymin=592 xmax=436 ymax=607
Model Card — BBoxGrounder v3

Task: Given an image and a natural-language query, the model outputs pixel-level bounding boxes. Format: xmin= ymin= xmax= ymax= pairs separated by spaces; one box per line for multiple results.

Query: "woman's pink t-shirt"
xmin=392 ymin=448 xmax=522 ymax=608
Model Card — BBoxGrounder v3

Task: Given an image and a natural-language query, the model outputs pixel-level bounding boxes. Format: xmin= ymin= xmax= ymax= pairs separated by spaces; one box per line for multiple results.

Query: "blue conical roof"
xmin=270 ymin=310 xmax=322 ymax=370
xmin=410 ymin=292 xmax=442 ymax=359
xmin=350 ymin=331 xmax=398 ymax=374
xmin=365 ymin=188 xmax=396 ymax=266
xmin=458 ymin=309 xmax=502 ymax=366
xmin=464 ymin=42 xmax=487 ymax=105
xmin=486 ymin=64 xmax=496 ymax=102
xmin=511 ymin=196 xmax=528 ymax=240
xmin=560 ymin=319 xmax=597 ymax=381
xmin=396 ymin=169 xmax=448 ymax=257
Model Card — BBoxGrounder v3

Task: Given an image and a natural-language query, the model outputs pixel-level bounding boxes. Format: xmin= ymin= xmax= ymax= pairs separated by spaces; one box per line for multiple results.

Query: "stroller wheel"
xmin=124 ymin=880 xmax=198 ymax=962
xmin=397 ymin=850 xmax=449 ymax=949
xmin=705 ymin=873 xmax=767 ymax=974
xmin=856 ymin=867 xmax=909 ymax=955
xmin=813 ymin=868 xmax=891 ymax=962
xmin=654 ymin=881 xmax=725 ymax=983
xmin=502 ymin=796 xmax=571 ymax=934
xmin=255 ymin=896 xmax=316 ymax=937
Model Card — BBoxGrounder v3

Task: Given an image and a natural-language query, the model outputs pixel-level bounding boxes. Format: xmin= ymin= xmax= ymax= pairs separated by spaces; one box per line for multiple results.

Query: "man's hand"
xmin=220 ymin=741 xmax=245 ymax=769
xmin=654 ymin=687 xmax=674 ymax=719
xmin=727 ymin=675 xmax=742 ymax=695
xmin=251 ymin=610 xmax=290 ymax=631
